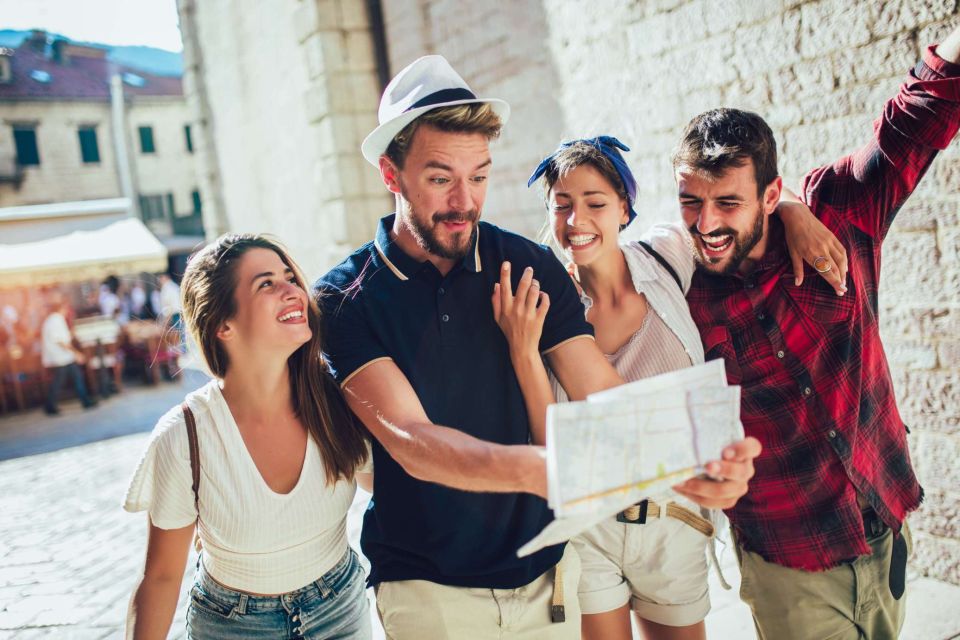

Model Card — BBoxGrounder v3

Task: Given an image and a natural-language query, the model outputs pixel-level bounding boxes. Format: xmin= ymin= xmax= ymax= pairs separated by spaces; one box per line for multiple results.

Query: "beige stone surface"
xmin=178 ymin=0 xmax=388 ymax=278
xmin=0 ymin=101 xmax=119 ymax=207
xmin=0 ymin=97 xmax=197 ymax=216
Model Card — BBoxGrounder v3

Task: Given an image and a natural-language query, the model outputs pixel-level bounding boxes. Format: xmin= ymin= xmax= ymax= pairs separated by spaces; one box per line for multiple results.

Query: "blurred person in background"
xmin=129 ymin=281 xmax=147 ymax=319
xmin=100 ymin=276 xmax=121 ymax=319
xmin=42 ymin=293 xmax=96 ymax=415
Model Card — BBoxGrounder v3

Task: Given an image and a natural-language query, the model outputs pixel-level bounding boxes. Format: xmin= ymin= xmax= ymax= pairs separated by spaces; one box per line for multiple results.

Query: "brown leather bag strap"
xmin=181 ymin=402 xmax=200 ymax=512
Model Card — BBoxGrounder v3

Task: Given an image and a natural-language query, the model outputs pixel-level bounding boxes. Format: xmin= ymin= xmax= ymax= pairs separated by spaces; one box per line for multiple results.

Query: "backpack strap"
xmin=636 ymin=240 xmax=682 ymax=292
xmin=181 ymin=402 xmax=200 ymax=511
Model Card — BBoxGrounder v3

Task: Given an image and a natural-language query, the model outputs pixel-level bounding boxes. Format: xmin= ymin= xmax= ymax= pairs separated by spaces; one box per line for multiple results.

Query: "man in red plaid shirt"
xmin=648 ymin=26 xmax=960 ymax=640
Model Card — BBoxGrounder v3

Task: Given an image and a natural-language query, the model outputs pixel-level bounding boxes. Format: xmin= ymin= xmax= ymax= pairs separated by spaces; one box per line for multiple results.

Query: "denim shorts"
xmin=187 ymin=548 xmax=371 ymax=639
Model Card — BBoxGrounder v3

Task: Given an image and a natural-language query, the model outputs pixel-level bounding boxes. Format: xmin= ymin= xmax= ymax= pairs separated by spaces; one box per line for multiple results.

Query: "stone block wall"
xmin=127 ymin=98 xmax=200 ymax=218
xmin=178 ymin=0 xmax=388 ymax=277
xmin=0 ymin=101 xmax=120 ymax=207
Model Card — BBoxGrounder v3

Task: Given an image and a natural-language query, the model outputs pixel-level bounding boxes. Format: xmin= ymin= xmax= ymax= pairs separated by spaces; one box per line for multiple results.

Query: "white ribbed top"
xmin=123 ymin=380 xmax=358 ymax=594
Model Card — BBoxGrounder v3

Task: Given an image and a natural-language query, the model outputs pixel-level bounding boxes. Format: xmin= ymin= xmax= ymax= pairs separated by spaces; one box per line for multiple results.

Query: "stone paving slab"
xmin=1 ymin=418 xmax=959 ymax=638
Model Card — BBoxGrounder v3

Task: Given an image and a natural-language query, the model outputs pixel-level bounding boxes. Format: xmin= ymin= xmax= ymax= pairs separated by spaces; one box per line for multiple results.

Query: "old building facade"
xmin=0 ymin=31 xmax=204 ymax=245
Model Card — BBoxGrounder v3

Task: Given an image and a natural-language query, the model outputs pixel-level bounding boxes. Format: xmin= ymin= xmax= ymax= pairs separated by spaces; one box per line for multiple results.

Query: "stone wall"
xmin=0 ymin=95 xmax=199 ymax=223
xmin=177 ymin=0 xmax=388 ymax=277
xmin=127 ymin=97 xmax=201 ymax=218
xmin=0 ymin=101 xmax=119 ymax=207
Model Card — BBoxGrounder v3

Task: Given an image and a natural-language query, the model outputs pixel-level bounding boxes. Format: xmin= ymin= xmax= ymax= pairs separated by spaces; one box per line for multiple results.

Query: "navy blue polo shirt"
xmin=315 ymin=213 xmax=593 ymax=589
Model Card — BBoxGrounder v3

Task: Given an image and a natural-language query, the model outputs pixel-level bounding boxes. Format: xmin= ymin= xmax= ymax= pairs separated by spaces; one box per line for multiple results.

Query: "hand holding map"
xmin=519 ymin=359 xmax=743 ymax=557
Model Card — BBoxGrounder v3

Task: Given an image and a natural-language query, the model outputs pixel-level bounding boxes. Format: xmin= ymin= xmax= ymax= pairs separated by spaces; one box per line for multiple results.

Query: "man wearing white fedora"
xmin=316 ymin=55 xmax=761 ymax=639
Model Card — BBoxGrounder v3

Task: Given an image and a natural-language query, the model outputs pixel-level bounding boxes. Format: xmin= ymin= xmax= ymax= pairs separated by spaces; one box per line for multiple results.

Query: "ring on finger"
xmin=813 ymin=256 xmax=832 ymax=273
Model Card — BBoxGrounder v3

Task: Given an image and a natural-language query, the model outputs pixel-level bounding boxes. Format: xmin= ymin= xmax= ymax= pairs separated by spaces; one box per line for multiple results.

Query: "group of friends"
xmin=122 ymin=25 xmax=960 ymax=640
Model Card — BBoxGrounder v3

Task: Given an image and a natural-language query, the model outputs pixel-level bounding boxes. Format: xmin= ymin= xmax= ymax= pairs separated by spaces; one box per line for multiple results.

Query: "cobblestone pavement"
xmin=1 ymin=387 xmax=959 ymax=638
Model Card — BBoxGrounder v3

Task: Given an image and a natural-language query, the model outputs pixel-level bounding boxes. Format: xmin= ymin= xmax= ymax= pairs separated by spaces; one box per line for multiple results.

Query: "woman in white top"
xmin=493 ymin=138 xmax=844 ymax=640
xmin=124 ymin=234 xmax=371 ymax=639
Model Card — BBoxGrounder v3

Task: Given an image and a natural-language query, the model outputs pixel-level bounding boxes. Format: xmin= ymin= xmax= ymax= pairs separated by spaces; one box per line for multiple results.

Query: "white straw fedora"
xmin=360 ymin=55 xmax=511 ymax=167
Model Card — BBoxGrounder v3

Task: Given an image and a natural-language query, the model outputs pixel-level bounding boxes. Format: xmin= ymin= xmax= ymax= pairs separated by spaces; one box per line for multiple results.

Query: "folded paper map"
xmin=518 ymin=359 xmax=743 ymax=557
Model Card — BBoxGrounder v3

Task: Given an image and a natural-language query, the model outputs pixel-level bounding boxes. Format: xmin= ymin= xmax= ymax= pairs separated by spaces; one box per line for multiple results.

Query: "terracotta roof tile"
xmin=0 ymin=43 xmax=182 ymax=101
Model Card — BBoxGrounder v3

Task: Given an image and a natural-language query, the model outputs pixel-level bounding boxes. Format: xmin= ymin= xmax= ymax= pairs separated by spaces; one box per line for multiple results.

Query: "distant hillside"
xmin=0 ymin=29 xmax=183 ymax=77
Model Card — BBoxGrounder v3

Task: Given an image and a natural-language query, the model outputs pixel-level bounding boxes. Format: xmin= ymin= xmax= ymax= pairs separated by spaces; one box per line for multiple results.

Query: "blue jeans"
xmin=187 ymin=549 xmax=371 ymax=639
xmin=45 ymin=363 xmax=93 ymax=411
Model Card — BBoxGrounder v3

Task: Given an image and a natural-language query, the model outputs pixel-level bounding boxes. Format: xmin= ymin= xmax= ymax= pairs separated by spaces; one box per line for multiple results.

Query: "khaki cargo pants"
xmin=736 ymin=522 xmax=912 ymax=640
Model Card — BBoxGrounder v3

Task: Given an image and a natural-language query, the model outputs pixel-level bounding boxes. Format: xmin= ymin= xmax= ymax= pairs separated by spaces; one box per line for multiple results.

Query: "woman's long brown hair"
xmin=180 ymin=234 xmax=368 ymax=483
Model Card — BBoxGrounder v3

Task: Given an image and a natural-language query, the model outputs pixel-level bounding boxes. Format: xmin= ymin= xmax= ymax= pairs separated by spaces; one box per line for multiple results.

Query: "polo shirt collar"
xmin=373 ymin=213 xmax=483 ymax=281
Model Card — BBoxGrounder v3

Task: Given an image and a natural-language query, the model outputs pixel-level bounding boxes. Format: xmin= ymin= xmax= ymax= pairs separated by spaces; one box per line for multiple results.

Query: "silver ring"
xmin=813 ymin=256 xmax=832 ymax=273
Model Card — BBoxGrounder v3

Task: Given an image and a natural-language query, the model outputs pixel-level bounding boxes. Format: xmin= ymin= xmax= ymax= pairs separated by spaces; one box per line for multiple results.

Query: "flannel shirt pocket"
xmin=702 ymin=326 xmax=742 ymax=384
xmin=782 ymin=273 xmax=856 ymax=325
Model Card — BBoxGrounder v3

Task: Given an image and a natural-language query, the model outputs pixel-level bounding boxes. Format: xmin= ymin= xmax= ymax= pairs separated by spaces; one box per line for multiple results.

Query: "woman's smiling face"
xmin=218 ymin=248 xmax=312 ymax=358
xmin=549 ymin=164 xmax=630 ymax=267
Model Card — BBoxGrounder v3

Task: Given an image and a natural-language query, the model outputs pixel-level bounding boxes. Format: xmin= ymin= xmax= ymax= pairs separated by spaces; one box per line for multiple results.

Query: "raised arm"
xmin=492 ymin=262 xmax=554 ymax=445
xmin=342 ymin=360 xmax=547 ymax=496
xmin=802 ymin=29 xmax=960 ymax=241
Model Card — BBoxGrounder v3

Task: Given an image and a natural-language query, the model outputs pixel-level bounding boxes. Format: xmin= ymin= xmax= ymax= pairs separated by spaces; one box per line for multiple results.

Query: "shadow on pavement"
xmin=0 ymin=368 xmax=210 ymax=461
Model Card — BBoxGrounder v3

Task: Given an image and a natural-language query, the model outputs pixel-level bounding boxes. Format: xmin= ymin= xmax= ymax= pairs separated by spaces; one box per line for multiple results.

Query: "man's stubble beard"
xmin=399 ymin=183 xmax=479 ymax=261
xmin=689 ymin=204 xmax=765 ymax=276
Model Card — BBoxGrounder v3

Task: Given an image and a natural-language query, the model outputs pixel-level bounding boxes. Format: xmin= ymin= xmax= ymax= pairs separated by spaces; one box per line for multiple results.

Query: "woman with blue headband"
xmin=492 ymin=137 xmax=844 ymax=640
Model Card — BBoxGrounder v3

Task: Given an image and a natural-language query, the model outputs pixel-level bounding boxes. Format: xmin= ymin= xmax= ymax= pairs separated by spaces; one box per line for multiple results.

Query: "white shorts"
xmin=571 ymin=498 xmax=712 ymax=626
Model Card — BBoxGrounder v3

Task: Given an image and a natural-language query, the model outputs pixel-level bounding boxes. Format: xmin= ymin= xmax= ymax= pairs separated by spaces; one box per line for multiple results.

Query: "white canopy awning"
xmin=0 ymin=217 xmax=168 ymax=289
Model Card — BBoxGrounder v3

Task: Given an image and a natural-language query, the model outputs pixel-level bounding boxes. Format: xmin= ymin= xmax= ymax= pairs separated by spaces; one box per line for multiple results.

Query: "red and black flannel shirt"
xmin=686 ymin=46 xmax=960 ymax=571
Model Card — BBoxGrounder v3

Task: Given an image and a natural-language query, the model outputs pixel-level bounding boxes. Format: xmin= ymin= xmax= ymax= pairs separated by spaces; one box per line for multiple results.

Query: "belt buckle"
xmin=616 ymin=499 xmax=648 ymax=524
xmin=863 ymin=509 xmax=887 ymax=538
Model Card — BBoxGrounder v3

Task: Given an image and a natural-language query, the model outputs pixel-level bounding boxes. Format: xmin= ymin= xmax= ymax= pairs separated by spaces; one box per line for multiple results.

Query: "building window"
xmin=13 ymin=125 xmax=40 ymax=166
xmin=138 ymin=126 xmax=156 ymax=154
xmin=184 ymin=125 xmax=193 ymax=153
xmin=78 ymin=126 xmax=100 ymax=163
xmin=191 ymin=189 xmax=202 ymax=214
xmin=139 ymin=192 xmax=178 ymax=223
xmin=139 ymin=194 xmax=167 ymax=222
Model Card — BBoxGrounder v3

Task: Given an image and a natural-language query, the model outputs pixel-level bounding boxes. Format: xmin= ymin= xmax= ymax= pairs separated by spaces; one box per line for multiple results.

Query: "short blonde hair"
xmin=385 ymin=103 xmax=502 ymax=167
